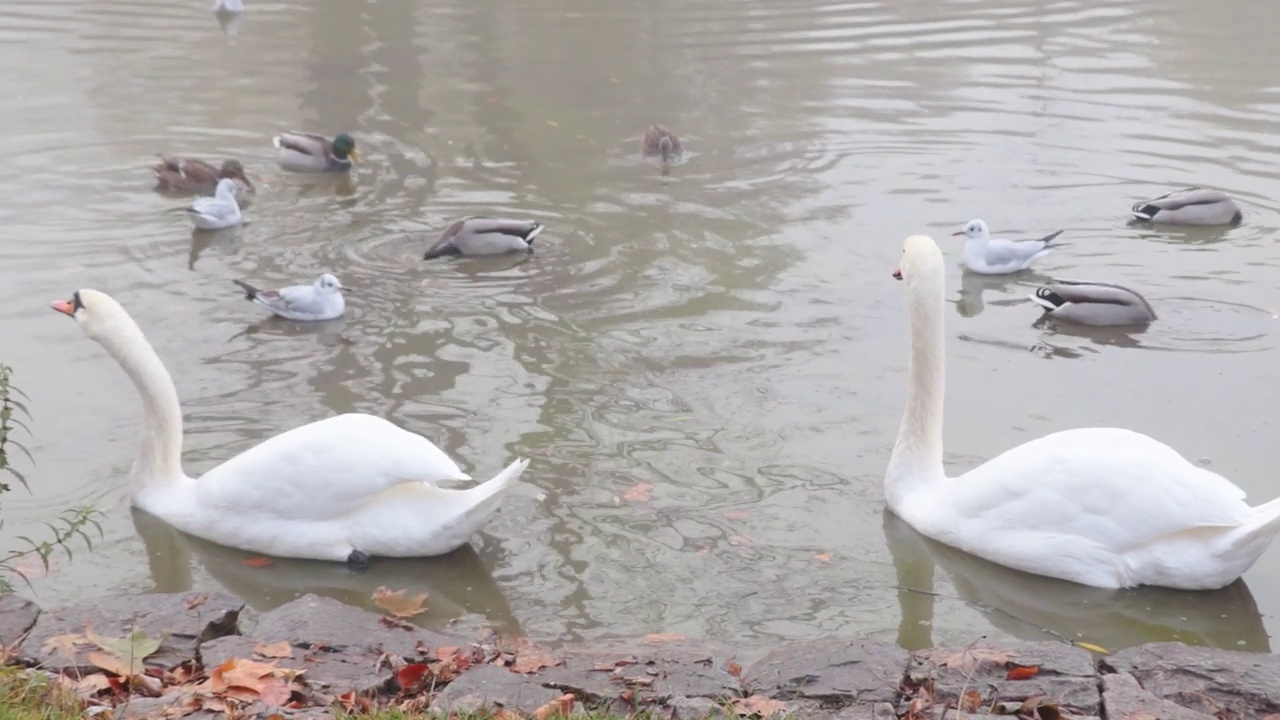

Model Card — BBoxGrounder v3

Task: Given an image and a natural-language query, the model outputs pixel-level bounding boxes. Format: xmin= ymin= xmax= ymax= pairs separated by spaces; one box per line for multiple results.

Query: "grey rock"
xmin=431 ymin=664 xmax=562 ymax=715
xmin=247 ymin=594 xmax=464 ymax=659
xmin=906 ymin=641 xmax=1098 ymax=715
xmin=536 ymin=638 xmax=739 ymax=704
xmin=1101 ymin=672 xmax=1216 ymax=720
xmin=0 ymin=594 xmax=39 ymax=650
xmin=743 ymin=638 xmax=908 ymax=705
xmin=19 ymin=592 xmax=240 ymax=674
xmin=1105 ymin=641 xmax=1280 ymax=717
xmin=666 ymin=696 xmax=729 ymax=719
xmin=202 ymin=594 xmax=471 ymax=695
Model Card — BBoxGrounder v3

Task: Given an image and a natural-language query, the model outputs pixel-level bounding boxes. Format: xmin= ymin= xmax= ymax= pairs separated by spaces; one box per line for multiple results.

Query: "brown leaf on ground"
xmin=242 ymin=557 xmax=273 ymax=568
xmin=1006 ymin=664 xmax=1040 ymax=680
xmin=621 ymin=482 xmax=654 ymax=503
xmin=372 ymin=586 xmax=428 ymax=618
xmin=59 ymin=673 xmax=112 ymax=699
xmin=642 ymin=632 xmax=687 ymax=644
xmin=211 ymin=657 xmax=292 ymax=695
xmin=958 ymin=689 xmax=982 ymax=712
xmin=41 ymin=633 xmax=85 ymax=659
xmin=395 ymin=663 xmax=432 ymax=692
xmin=732 ymin=695 xmax=788 ymax=718
xmin=257 ymin=678 xmax=294 ymax=707
xmin=253 ymin=641 xmax=294 ymax=659
xmin=532 ymin=692 xmax=576 ymax=720
xmin=183 ymin=594 xmax=208 ymax=610
xmin=727 ymin=660 xmax=743 ymax=677
xmin=924 ymin=647 xmax=1013 ymax=675
xmin=1019 ymin=695 xmax=1061 ymax=720
xmin=85 ymin=650 xmax=133 ymax=678
xmin=511 ymin=650 xmax=560 ymax=674
xmin=83 ymin=627 xmax=164 ymax=678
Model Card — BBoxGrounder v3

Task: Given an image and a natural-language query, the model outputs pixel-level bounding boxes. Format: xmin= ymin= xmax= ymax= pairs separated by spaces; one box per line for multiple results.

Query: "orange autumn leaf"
xmin=642 ymin=632 xmax=686 ymax=644
xmin=533 ymin=693 xmax=576 ymax=720
xmin=372 ymin=586 xmax=428 ymax=618
xmin=254 ymin=641 xmax=294 ymax=659
xmin=257 ymin=678 xmax=293 ymax=707
xmin=395 ymin=663 xmax=432 ymax=691
xmin=1006 ymin=664 xmax=1041 ymax=680
xmin=731 ymin=695 xmax=788 ymax=718
xmin=813 ymin=553 xmax=833 ymax=563
xmin=959 ymin=689 xmax=982 ymax=712
xmin=621 ymin=482 xmax=654 ymax=503
xmin=511 ymin=650 xmax=560 ymax=674
xmin=242 ymin=557 xmax=273 ymax=568
xmin=726 ymin=660 xmax=742 ymax=677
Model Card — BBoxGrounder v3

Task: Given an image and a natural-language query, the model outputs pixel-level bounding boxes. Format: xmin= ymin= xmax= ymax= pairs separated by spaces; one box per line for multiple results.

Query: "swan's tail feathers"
xmin=1226 ymin=496 xmax=1280 ymax=568
xmin=457 ymin=457 xmax=530 ymax=528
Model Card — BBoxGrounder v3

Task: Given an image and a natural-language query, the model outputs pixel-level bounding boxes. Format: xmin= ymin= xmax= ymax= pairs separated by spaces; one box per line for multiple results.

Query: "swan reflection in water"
xmin=882 ymin=512 xmax=1270 ymax=653
xmin=132 ymin=506 xmax=522 ymax=637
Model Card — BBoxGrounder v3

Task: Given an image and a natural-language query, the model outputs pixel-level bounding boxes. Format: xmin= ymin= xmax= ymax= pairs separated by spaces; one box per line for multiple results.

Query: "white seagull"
xmin=952 ymin=219 xmax=1065 ymax=275
xmin=232 ymin=273 xmax=346 ymax=322
xmin=187 ymin=178 xmax=243 ymax=230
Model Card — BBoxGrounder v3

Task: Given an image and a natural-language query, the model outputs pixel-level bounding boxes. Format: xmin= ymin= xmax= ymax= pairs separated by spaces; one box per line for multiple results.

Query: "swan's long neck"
xmin=97 ymin=318 xmax=187 ymax=492
xmin=885 ymin=272 xmax=947 ymax=513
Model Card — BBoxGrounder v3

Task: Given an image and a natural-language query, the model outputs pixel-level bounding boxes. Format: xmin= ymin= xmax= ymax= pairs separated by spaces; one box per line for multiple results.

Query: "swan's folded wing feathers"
xmin=193 ymin=413 xmax=470 ymax=521
xmin=941 ymin=427 xmax=1249 ymax=556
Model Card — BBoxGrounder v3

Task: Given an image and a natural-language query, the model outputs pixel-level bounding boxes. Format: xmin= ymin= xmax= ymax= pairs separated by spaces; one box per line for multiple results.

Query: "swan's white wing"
xmin=929 ymin=427 xmax=1248 ymax=559
xmin=193 ymin=413 xmax=471 ymax=521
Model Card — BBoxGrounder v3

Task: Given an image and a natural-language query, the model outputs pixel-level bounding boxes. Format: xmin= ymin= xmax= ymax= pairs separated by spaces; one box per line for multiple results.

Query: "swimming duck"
xmin=641 ymin=124 xmax=682 ymax=164
xmin=272 ymin=131 xmax=359 ymax=173
xmin=1130 ymin=188 xmax=1242 ymax=226
xmin=50 ymin=289 xmax=530 ymax=566
xmin=423 ymin=217 xmax=545 ymax=259
xmin=953 ymin=219 xmax=1065 ymax=275
xmin=887 ymin=234 xmax=1280 ymax=590
xmin=1029 ymin=281 xmax=1157 ymax=327
xmin=153 ymin=156 xmax=254 ymax=201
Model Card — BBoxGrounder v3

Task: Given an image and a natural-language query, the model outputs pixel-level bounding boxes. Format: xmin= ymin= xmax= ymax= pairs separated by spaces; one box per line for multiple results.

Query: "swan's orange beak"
xmin=51 ymin=299 xmax=76 ymax=316
xmin=892 ymin=268 xmax=903 ymax=281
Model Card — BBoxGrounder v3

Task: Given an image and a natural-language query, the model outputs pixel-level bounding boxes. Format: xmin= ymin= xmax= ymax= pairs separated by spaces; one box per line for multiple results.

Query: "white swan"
xmin=51 ymin=289 xmax=530 ymax=566
xmin=886 ymin=234 xmax=1280 ymax=590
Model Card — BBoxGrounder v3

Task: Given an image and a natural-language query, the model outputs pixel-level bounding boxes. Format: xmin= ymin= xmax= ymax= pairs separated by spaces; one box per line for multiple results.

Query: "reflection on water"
xmin=3 ymin=0 xmax=1280 ymax=653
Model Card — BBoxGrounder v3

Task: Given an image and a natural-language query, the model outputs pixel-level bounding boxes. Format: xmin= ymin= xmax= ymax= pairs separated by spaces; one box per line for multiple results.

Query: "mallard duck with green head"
xmin=272 ymin=131 xmax=360 ymax=173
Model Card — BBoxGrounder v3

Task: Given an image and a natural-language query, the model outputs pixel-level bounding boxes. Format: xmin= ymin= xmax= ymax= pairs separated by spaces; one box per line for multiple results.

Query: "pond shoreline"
xmin=1 ymin=591 xmax=1276 ymax=719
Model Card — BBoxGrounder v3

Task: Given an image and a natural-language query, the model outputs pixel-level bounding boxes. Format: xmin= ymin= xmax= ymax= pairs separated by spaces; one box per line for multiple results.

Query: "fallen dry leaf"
xmin=732 ymin=695 xmax=788 ymax=718
xmin=532 ymin=692 xmax=576 ymax=720
xmin=1073 ymin=641 xmax=1110 ymax=655
xmin=642 ymin=632 xmax=687 ymax=644
xmin=512 ymin=650 xmax=559 ymax=674
xmin=395 ymin=663 xmax=432 ymax=691
xmin=1019 ymin=695 xmax=1061 ymax=720
xmin=490 ymin=710 xmax=522 ymax=720
xmin=620 ymin=482 xmax=654 ymax=503
xmin=41 ymin=633 xmax=85 ymax=659
xmin=925 ymin=647 xmax=1013 ymax=675
xmin=813 ymin=553 xmax=833 ymax=563
xmin=1006 ymin=664 xmax=1041 ymax=680
xmin=727 ymin=660 xmax=742 ymax=677
xmin=372 ymin=586 xmax=429 ymax=619
xmin=254 ymin=641 xmax=294 ymax=659
xmin=958 ymin=689 xmax=982 ymax=712
xmin=257 ymin=678 xmax=293 ymax=707
xmin=61 ymin=673 xmax=112 ymax=698
xmin=242 ymin=557 xmax=273 ymax=568
xmin=84 ymin=626 xmax=164 ymax=678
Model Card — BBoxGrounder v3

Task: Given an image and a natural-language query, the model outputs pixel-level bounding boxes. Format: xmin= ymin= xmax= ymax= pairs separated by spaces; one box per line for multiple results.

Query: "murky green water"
xmin=2 ymin=0 xmax=1278 ymax=652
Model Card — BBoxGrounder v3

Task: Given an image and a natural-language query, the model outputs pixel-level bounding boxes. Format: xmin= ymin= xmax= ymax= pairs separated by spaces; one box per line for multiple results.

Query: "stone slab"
xmin=743 ymin=638 xmax=908 ymax=705
xmin=906 ymin=641 xmax=1098 ymax=716
xmin=430 ymin=663 xmax=563 ymax=715
xmin=0 ymin=594 xmax=39 ymax=651
xmin=1105 ymin=642 xmax=1280 ymax=718
xmin=535 ymin=638 xmax=739 ymax=705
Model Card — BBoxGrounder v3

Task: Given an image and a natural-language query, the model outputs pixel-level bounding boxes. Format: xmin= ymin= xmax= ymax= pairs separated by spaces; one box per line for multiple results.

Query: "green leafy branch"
xmin=0 ymin=364 xmax=103 ymax=593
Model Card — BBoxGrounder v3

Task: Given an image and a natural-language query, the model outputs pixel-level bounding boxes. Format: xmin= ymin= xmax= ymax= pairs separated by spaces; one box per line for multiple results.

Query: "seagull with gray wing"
xmin=232 ymin=273 xmax=347 ymax=322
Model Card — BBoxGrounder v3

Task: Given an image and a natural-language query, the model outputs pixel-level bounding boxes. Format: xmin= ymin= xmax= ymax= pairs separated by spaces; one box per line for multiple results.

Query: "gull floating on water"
xmin=952 ymin=219 xmax=1065 ymax=275
xmin=232 ymin=273 xmax=346 ymax=322
xmin=186 ymin=178 xmax=242 ymax=230
xmin=1130 ymin=187 xmax=1243 ymax=226
xmin=1029 ymin=280 xmax=1157 ymax=327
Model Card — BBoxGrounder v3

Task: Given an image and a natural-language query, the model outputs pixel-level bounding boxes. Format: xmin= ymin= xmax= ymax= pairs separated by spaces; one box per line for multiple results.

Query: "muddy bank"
xmin=1 ymin=591 xmax=1277 ymax=719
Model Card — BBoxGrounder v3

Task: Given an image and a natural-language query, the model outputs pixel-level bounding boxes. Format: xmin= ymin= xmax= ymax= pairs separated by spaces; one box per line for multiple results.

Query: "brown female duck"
xmin=152 ymin=156 xmax=255 ymax=201
xmin=641 ymin=124 xmax=682 ymax=164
